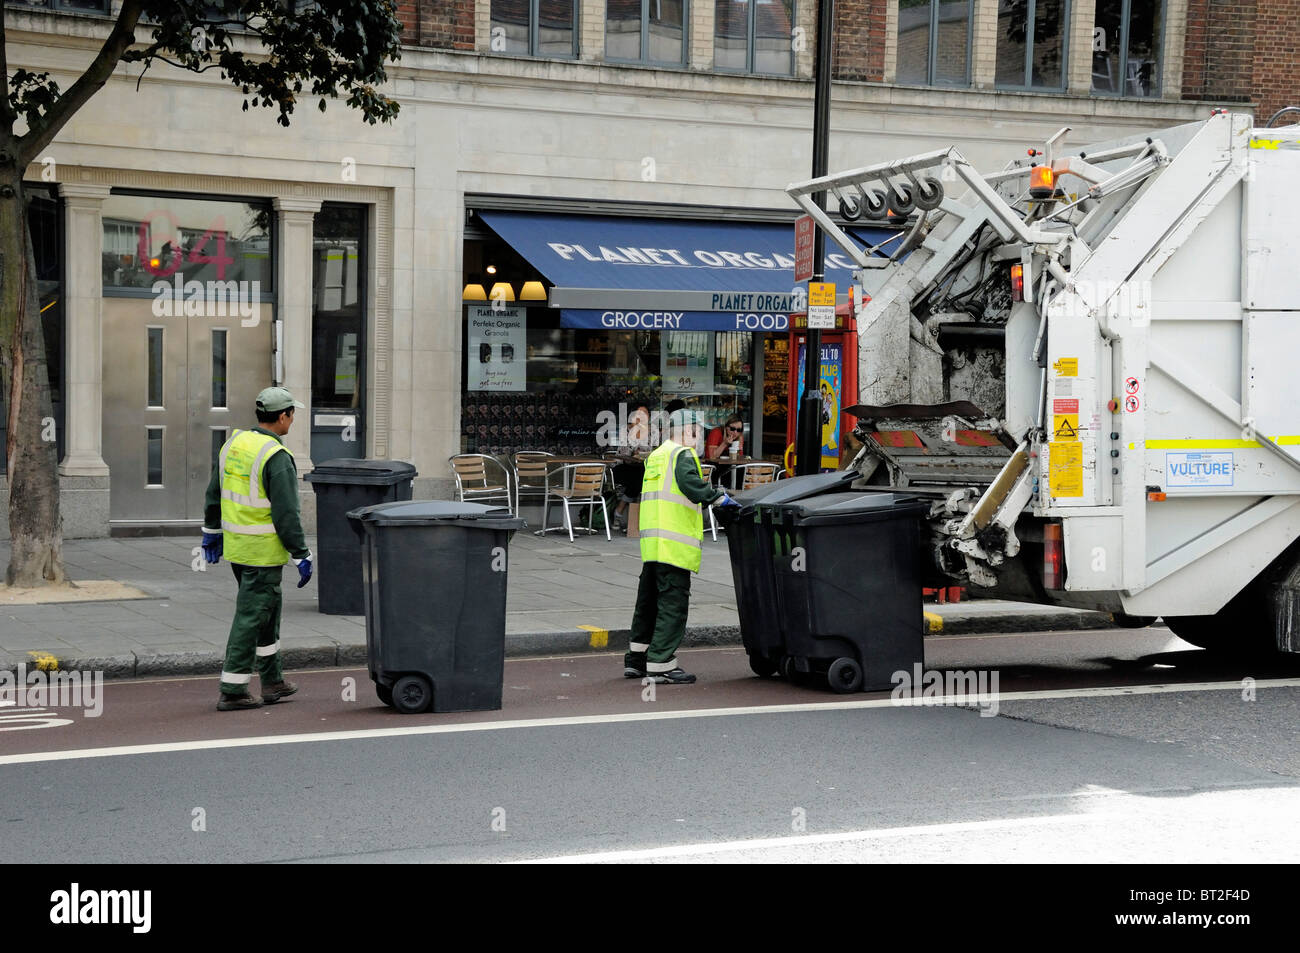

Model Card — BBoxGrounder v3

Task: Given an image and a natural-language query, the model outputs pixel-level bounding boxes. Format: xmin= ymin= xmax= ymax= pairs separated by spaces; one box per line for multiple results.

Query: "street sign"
xmin=794 ymin=215 xmax=814 ymax=283
xmin=807 ymin=281 xmax=835 ymax=328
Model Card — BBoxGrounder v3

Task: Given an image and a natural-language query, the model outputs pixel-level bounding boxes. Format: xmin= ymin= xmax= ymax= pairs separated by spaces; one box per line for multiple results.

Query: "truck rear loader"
xmin=786 ymin=111 xmax=1300 ymax=655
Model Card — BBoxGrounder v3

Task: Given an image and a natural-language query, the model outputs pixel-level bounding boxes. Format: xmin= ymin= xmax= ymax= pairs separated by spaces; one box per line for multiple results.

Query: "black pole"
xmin=797 ymin=0 xmax=834 ymax=476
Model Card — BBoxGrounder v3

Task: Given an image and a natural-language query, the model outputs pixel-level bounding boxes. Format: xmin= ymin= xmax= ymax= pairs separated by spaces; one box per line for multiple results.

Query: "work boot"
xmin=217 ymin=692 xmax=262 ymax=711
xmin=623 ymin=652 xmax=646 ymax=679
xmin=652 ymin=668 xmax=697 ymax=685
xmin=261 ymin=679 xmax=299 ymax=704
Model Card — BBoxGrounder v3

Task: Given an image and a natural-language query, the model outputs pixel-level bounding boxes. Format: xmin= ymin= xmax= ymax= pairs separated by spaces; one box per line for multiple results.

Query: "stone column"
xmin=690 ymin=0 xmax=715 ymax=70
xmin=970 ymin=0 xmax=999 ymax=89
xmin=57 ymin=181 xmax=111 ymax=478
xmin=1066 ymin=0 xmax=1097 ymax=96
xmin=581 ymin=0 xmax=605 ymax=61
xmin=273 ymin=196 xmax=321 ymax=474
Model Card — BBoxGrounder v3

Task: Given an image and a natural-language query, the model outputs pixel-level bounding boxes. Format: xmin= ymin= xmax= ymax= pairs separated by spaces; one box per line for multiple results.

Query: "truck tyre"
xmin=1111 ymin=612 xmax=1158 ymax=628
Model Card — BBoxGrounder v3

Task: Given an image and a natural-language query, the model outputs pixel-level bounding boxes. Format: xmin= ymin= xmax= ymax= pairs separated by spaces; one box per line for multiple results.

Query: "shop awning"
xmin=476 ymin=210 xmax=899 ymax=331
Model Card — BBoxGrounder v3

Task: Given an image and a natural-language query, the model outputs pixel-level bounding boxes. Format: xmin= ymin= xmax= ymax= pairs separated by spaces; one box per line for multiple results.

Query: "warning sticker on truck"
xmin=1053 ymin=414 xmax=1080 ymax=441
xmin=1166 ymin=451 xmax=1233 ymax=487
xmin=1052 ymin=357 xmax=1078 ymax=377
xmin=1048 ymin=441 xmax=1084 ymax=497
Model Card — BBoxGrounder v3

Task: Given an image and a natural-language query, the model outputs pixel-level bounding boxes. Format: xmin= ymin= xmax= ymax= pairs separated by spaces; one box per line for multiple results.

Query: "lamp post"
xmin=797 ymin=0 xmax=835 ymax=476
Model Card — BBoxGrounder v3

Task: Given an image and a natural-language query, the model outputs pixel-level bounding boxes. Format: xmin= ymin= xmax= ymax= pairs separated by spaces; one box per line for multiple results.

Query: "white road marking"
xmin=1 ymin=678 xmax=1296 ymax=766
xmin=513 ymin=813 xmax=1122 ymax=863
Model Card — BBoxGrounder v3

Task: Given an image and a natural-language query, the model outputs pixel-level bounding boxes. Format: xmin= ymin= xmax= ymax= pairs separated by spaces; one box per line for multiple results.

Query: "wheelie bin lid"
xmin=305 ymin=459 xmax=419 ymax=485
xmin=346 ymin=499 xmax=525 ymax=529
xmin=734 ymin=469 xmax=859 ymax=514
xmin=780 ymin=491 xmax=931 ymax=526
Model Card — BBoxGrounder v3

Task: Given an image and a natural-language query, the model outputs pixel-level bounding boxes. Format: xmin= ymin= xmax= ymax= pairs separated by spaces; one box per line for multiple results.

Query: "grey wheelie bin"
xmin=716 ymin=470 xmax=859 ymax=677
xmin=769 ymin=491 xmax=930 ymax=693
xmin=347 ymin=500 xmax=525 ymax=714
xmin=304 ymin=460 xmax=417 ymax=615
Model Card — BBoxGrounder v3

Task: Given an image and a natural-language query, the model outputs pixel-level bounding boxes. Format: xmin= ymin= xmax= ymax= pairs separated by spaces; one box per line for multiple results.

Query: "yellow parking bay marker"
xmin=924 ymin=611 xmax=943 ymax=633
xmin=578 ymin=625 xmax=609 ymax=649
xmin=28 ymin=651 xmax=60 ymax=671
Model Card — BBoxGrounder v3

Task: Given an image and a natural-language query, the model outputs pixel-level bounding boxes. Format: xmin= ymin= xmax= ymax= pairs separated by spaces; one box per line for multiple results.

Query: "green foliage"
xmin=7 ymin=69 xmax=61 ymax=124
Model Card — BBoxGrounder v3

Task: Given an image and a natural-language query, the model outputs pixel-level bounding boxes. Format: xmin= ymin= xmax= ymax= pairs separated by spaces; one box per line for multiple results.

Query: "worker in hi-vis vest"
xmin=201 ymin=387 xmax=313 ymax=711
xmin=624 ymin=409 xmax=739 ymax=684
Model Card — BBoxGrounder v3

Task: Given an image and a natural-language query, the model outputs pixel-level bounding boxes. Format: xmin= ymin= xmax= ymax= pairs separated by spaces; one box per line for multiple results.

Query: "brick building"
xmin=2 ymin=0 xmax=1286 ymax=535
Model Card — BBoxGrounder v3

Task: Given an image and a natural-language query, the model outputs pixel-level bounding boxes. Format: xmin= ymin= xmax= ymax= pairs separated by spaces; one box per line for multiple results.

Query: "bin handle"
xmin=783 ymin=443 xmax=796 ymax=478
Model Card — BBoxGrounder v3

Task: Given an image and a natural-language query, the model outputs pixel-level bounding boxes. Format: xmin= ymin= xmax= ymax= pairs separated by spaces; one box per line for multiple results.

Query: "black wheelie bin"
xmin=304 ymin=459 xmax=417 ymax=615
xmin=347 ymin=500 xmax=525 ymax=714
xmin=717 ymin=470 xmax=860 ymax=677
xmin=768 ymin=491 xmax=931 ymax=693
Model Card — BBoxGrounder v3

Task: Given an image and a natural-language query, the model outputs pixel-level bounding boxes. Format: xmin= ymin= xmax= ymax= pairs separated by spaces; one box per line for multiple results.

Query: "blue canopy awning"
xmin=476 ymin=210 xmax=898 ymax=329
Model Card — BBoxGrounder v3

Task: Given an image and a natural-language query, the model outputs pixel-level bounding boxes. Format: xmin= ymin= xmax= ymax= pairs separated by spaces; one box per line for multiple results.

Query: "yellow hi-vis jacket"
xmin=219 ymin=429 xmax=292 ymax=567
xmin=639 ymin=440 xmax=704 ymax=573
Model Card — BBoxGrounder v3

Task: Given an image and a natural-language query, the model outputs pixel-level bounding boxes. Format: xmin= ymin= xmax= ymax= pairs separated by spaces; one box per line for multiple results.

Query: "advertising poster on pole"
xmin=796 ymin=340 xmax=843 ymax=469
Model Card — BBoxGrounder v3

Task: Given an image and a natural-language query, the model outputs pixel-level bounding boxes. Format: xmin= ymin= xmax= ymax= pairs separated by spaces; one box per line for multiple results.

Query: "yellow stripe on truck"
xmin=1144 ymin=437 xmax=1300 ymax=450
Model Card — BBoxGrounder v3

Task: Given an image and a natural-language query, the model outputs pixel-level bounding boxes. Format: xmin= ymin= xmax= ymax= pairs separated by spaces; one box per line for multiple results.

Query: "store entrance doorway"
xmin=101 ymin=297 xmax=274 ymax=527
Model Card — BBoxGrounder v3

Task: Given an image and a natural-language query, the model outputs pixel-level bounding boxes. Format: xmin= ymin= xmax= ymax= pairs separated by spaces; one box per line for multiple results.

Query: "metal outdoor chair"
xmin=541 ymin=463 xmax=610 ymax=542
xmin=512 ymin=451 xmax=558 ymax=512
xmin=733 ymin=462 xmax=780 ymax=491
xmin=449 ymin=453 xmax=513 ymax=512
xmin=698 ymin=463 xmax=719 ymax=542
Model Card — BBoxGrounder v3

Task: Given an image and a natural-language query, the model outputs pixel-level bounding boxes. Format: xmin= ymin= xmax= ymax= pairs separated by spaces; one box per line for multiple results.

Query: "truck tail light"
xmin=1030 ymin=165 xmax=1056 ymax=199
xmin=1011 ymin=263 xmax=1024 ymax=302
xmin=1043 ymin=522 xmax=1064 ymax=590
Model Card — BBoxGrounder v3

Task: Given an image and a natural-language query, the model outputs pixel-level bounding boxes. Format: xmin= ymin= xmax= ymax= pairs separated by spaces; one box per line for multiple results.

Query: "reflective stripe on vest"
xmin=220 ymin=428 xmax=293 ymax=567
xmin=639 ymin=441 xmax=704 ymax=573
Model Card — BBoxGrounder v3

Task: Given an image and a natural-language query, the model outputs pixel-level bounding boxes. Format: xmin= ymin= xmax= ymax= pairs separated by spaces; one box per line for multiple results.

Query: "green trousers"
xmin=626 ymin=561 xmax=692 ymax=674
xmin=219 ymin=564 xmax=285 ymax=695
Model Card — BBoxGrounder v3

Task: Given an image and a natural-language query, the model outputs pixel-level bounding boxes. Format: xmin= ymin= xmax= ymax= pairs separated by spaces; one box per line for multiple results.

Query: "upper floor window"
xmin=715 ymin=0 xmax=795 ymax=76
xmin=897 ymin=0 xmax=972 ymax=86
xmin=491 ymin=0 xmax=579 ymax=57
xmin=995 ymin=0 xmax=1069 ymax=90
xmin=6 ymin=0 xmax=111 ymax=12
xmin=1092 ymin=0 xmax=1161 ymax=97
xmin=607 ymin=0 xmax=688 ymax=66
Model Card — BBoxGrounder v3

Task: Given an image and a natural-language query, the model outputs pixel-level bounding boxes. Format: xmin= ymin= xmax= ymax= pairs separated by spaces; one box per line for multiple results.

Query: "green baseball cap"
xmin=256 ymin=386 xmax=305 ymax=413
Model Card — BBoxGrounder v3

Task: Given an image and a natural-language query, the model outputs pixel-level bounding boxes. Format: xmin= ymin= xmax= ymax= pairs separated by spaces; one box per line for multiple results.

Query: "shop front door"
xmin=101 ymin=297 xmax=274 ymax=526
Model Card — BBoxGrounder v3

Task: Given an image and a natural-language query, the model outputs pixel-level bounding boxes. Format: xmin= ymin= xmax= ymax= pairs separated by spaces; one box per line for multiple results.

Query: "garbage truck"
xmin=785 ymin=110 xmax=1300 ymax=654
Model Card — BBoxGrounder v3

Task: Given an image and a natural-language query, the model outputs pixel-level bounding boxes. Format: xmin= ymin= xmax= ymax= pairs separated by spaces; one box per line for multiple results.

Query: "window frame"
xmin=995 ymin=0 xmax=1071 ymax=92
xmin=896 ymin=0 xmax=974 ymax=88
xmin=606 ymin=0 xmax=691 ymax=68
xmin=5 ymin=0 xmax=113 ymax=13
xmin=713 ymin=0 xmax=797 ymax=77
xmin=1091 ymin=0 xmax=1164 ymax=98
xmin=492 ymin=0 xmax=580 ymax=59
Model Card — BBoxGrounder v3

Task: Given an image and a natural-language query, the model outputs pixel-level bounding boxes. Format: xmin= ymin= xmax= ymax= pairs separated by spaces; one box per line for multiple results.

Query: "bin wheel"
xmin=391 ymin=674 xmax=433 ymax=714
xmin=375 ymin=683 xmax=394 ymax=707
xmin=779 ymin=655 xmax=798 ymax=680
xmin=827 ymin=657 xmax=864 ymax=694
xmin=749 ymin=654 xmax=778 ymax=678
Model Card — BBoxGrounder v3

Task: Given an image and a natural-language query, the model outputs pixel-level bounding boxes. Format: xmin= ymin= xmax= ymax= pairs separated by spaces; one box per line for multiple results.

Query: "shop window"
xmin=897 ymin=0 xmax=972 ymax=87
xmin=1092 ymin=0 xmax=1161 ymax=97
xmin=491 ymin=0 xmax=578 ymax=57
xmin=311 ymin=204 xmax=367 ymax=456
xmin=607 ymin=0 xmax=687 ymax=66
xmin=714 ymin=0 xmax=795 ymax=76
xmin=995 ymin=0 xmax=1069 ymax=91
xmin=101 ymin=193 xmax=273 ymax=294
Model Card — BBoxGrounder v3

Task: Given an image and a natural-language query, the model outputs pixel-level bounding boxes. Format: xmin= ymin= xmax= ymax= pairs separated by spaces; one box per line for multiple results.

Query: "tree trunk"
xmin=0 ymin=161 xmax=65 ymax=587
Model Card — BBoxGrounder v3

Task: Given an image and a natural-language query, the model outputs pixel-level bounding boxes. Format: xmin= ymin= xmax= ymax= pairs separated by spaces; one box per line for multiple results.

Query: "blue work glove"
xmin=717 ymin=492 xmax=740 ymax=508
xmin=295 ymin=555 xmax=313 ymax=589
xmin=201 ymin=531 xmax=222 ymax=564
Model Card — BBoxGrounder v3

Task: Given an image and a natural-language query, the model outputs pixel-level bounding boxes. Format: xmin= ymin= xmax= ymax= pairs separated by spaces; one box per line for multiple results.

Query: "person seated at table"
xmin=705 ymin=415 xmax=746 ymax=462
xmin=613 ymin=403 xmax=652 ymax=531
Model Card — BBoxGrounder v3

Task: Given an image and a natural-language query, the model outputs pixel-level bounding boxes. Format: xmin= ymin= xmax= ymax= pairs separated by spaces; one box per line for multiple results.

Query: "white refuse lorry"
xmin=786 ymin=111 xmax=1300 ymax=653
